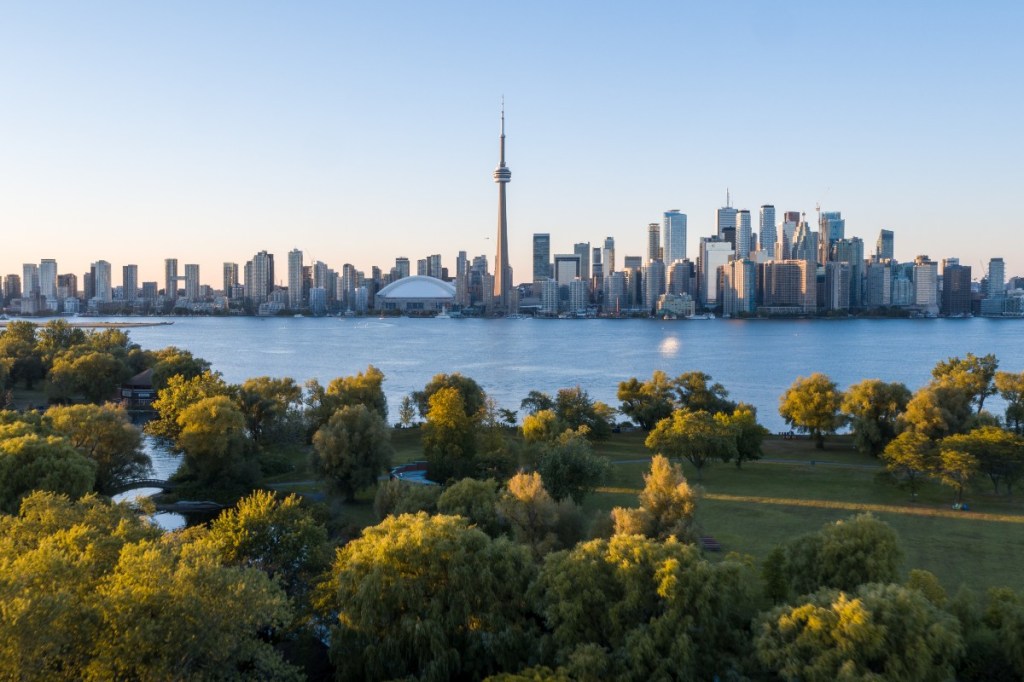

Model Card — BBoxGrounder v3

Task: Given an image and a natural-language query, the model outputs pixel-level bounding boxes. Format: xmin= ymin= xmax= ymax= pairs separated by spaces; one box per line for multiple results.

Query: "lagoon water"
xmin=108 ymin=316 xmax=1024 ymax=434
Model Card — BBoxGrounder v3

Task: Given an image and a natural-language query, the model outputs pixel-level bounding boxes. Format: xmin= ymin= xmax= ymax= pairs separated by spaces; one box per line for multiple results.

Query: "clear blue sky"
xmin=2 ymin=1 xmax=1021 ymax=285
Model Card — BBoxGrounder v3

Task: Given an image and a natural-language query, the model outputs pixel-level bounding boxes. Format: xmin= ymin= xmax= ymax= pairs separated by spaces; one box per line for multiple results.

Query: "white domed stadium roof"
xmin=376 ymin=275 xmax=456 ymax=300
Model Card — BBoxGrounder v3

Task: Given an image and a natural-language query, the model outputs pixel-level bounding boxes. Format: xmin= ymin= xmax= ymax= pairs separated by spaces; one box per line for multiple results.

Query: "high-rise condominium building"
xmin=736 ymin=210 xmax=752 ymax=259
xmin=553 ymin=254 xmax=582 ymax=285
xmin=722 ymin=258 xmax=756 ymax=316
xmin=574 ymin=242 xmax=591 ymax=283
xmin=122 ymin=265 xmax=138 ymax=301
xmin=164 ymin=258 xmax=179 ymax=299
xmin=39 ymin=259 xmax=57 ymax=302
xmin=92 ymin=260 xmax=112 ymax=302
xmin=394 ymin=257 xmax=410 ymax=280
xmin=22 ymin=264 xmax=39 ymax=295
xmin=647 ymin=223 xmax=661 ymax=262
xmin=223 ymin=263 xmax=239 ymax=298
xmin=913 ymin=256 xmax=938 ymax=310
xmin=288 ymin=249 xmax=304 ymax=309
xmin=759 ymin=205 xmax=776 ymax=259
xmin=643 ymin=259 xmax=666 ymax=310
xmin=663 ymin=210 xmax=687 ymax=263
xmin=184 ymin=264 xmax=200 ymax=301
xmin=818 ymin=212 xmax=845 ymax=264
xmin=532 ymin=233 xmax=551 ymax=285
xmin=876 ymin=229 xmax=894 ymax=260
xmin=246 ymin=251 xmax=274 ymax=304
xmin=699 ymin=237 xmax=733 ymax=308
xmin=761 ymin=259 xmax=816 ymax=312
xmin=941 ymin=258 xmax=972 ymax=316
xmin=603 ymin=237 xmax=615 ymax=274
xmin=988 ymin=258 xmax=1006 ymax=299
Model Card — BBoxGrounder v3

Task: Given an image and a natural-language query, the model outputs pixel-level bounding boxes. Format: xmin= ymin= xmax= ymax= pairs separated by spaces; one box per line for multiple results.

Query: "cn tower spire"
xmin=492 ymin=98 xmax=512 ymax=311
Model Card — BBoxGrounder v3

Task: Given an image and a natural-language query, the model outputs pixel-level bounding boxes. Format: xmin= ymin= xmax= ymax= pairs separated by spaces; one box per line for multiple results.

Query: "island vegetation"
xmin=2 ymin=319 xmax=1024 ymax=679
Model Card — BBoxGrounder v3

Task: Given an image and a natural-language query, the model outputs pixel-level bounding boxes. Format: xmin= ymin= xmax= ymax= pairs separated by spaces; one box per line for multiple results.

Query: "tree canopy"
xmin=779 ymin=372 xmax=844 ymax=449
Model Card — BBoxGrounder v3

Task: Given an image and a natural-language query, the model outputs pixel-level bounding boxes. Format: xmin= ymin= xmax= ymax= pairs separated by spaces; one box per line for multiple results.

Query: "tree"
xmin=616 ymin=371 xmax=674 ymax=430
xmin=529 ymin=534 xmax=755 ymax=681
xmin=933 ymin=352 xmax=999 ymax=413
xmin=45 ymin=403 xmax=149 ymax=494
xmin=536 ymin=430 xmax=610 ymax=504
xmin=149 ymin=346 xmax=211 ymax=389
xmin=312 ymin=404 xmax=393 ymax=502
xmin=995 ymin=371 xmax=1024 ymax=434
xmin=519 ymin=389 xmax=555 ymax=416
xmin=497 ymin=472 xmax=563 ymax=557
xmin=237 ymin=376 xmax=302 ymax=444
xmin=755 ymin=582 xmax=964 ymax=682
xmin=521 ymin=409 xmax=564 ymax=443
xmin=720 ymin=402 xmax=768 ymax=468
xmin=423 ymin=386 xmax=477 ymax=482
xmin=774 ymin=514 xmax=903 ymax=597
xmin=175 ymin=395 xmax=254 ymax=487
xmin=398 ymin=394 xmax=417 ymax=427
xmin=320 ymin=512 xmax=537 ymax=682
xmin=373 ymin=478 xmax=442 ymax=519
xmin=882 ymin=430 xmax=937 ymax=499
xmin=673 ymin=370 xmax=735 ymax=415
xmin=35 ymin=319 xmax=86 ymax=364
xmin=414 ymin=372 xmax=487 ymax=419
xmin=437 ymin=477 xmax=502 ymax=536
xmin=645 ymin=408 xmax=737 ymax=480
xmin=901 ymin=380 xmax=975 ymax=440
xmin=327 ymin=364 xmax=388 ymax=419
xmin=941 ymin=426 xmax=1024 ymax=495
xmin=554 ymin=386 xmax=612 ymax=439
xmin=778 ymin=372 xmax=844 ymax=449
xmin=0 ymin=321 xmax=45 ymax=389
xmin=0 ymin=434 xmax=96 ymax=512
xmin=934 ymin=447 xmax=978 ymax=505
xmin=47 ymin=350 xmax=132 ymax=403
xmin=841 ymin=378 xmax=912 ymax=456
xmin=610 ymin=454 xmax=698 ymax=541
xmin=146 ymin=370 xmax=230 ymax=440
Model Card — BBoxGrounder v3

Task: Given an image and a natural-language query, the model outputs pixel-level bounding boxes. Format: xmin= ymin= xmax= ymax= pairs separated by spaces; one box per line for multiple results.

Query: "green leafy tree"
xmin=841 ymin=378 xmax=912 ymax=456
xmin=610 ymin=454 xmax=698 ymax=541
xmin=901 ymin=380 xmax=975 ymax=440
xmin=0 ymin=320 xmax=45 ymax=388
xmin=45 ymin=403 xmax=148 ymax=494
xmin=399 ymin=394 xmax=417 ymax=427
xmin=83 ymin=327 xmax=136 ymax=359
xmin=554 ymin=386 xmax=612 ymax=439
xmin=519 ymin=389 xmax=555 ymax=416
xmin=47 ymin=350 xmax=132 ymax=403
xmin=773 ymin=513 xmax=903 ymax=597
xmin=437 ymin=477 xmax=502 ymax=536
xmin=319 ymin=512 xmax=538 ymax=682
xmin=327 ymin=364 xmax=388 ymax=419
xmin=536 ymin=430 xmax=609 ymax=504
xmin=995 ymin=371 xmax=1024 ymax=434
xmin=146 ymin=369 xmax=230 ymax=440
xmin=35 ymin=319 xmax=87 ymax=364
xmin=529 ymin=534 xmax=755 ymax=681
xmin=0 ymin=433 xmax=96 ymax=512
xmin=720 ymin=402 xmax=768 ymax=468
xmin=673 ymin=370 xmax=735 ymax=414
xmin=755 ymin=582 xmax=964 ymax=682
xmin=373 ymin=478 xmax=442 ymax=519
xmin=312 ymin=404 xmax=393 ymax=502
xmin=237 ymin=375 xmax=302 ymax=444
xmin=175 ymin=395 xmax=254 ymax=487
xmin=933 ymin=352 xmax=999 ymax=413
xmin=779 ymin=372 xmax=844 ymax=449
xmin=941 ymin=426 xmax=1024 ymax=495
xmin=423 ymin=386 xmax=477 ymax=482
xmin=414 ymin=372 xmax=487 ymax=419
xmin=521 ymin=409 xmax=564 ymax=443
xmin=616 ymin=370 xmax=674 ymax=430
xmin=645 ymin=408 xmax=737 ymax=480
xmin=933 ymin=447 xmax=978 ymax=505
xmin=497 ymin=472 xmax=563 ymax=557
xmin=882 ymin=430 xmax=938 ymax=499
xmin=149 ymin=345 xmax=212 ymax=389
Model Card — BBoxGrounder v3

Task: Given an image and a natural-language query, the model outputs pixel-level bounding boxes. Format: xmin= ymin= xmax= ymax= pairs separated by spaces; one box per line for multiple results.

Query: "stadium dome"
xmin=375 ymin=275 xmax=456 ymax=313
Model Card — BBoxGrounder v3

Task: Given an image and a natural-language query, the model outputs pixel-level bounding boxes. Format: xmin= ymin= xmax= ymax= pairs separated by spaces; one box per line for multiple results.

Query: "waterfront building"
xmin=602 ymin=271 xmax=627 ymax=312
xmin=981 ymin=257 xmax=1007 ymax=316
xmin=698 ymin=237 xmax=733 ymax=309
xmin=736 ymin=209 xmax=752 ymax=259
xmin=759 ymin=205 xmax=777 ymax=260
xmin=821 ymin=261 xmax=851 ymax=312
xmin=554 ymin=254 xmax=582 ymax=285
xmin=455 ymin=251 xmax=470 ymax=307
xmin=643 ymin=259 xmax=666 ymax=311
xmin=3 ymin=274 xmax=21 ymax=302
xmin=92 ymin=260 xmax=112 ymax=303
xmin=668 ymin=259 xmax=696 ymax=297
xmin=864 ymin=258 xmax=892 ymax=308
xmin=532 ymin=234 xmax=551 ymax=285
xmin=591 ymin=247 xmax=604 ymax=292
xmin=141 ymin=281 xmax=158 ymax=301
xmin=716 ymin=193 xmax=737 ymax=241
xmin=877 ymin=229 xmax=895 ymax=260
xmin=184 ymin=264 xmax=200 ymax=301
xmin=603 ymin=237 xmax=615 ymax=274
xmin=245 ymin=251 xmax=274 ymax=306
xmin=663 ymin=210 xmax=687 ymax=263
xmin=492 ymin=104 xmax=512 ymax=309
xmin=164 ymin=258 xmax=179 ymax=300
xmin=913 ymin=256 xmax=939 ymax=313
xmin=568 ymin=279 xmax=588 ymax=314
xmin=778 ymin=211 xmax=800 ymax=260
xmin=759 ymin=259 xmax=816 ymax=313
xmin=574 ymin=242 xmax=591 ymax=286
xmin=891 ymin=265 xmax=914 ymax=307
xmin=818 ymin=211 xmax=845 ymax=264
xmin=791 ymin=219 xmax=818 ymax=264
xmin=56 ymin=273 xmax=77 ymax=301
xmin=287 ymin=249 xmax=304 ymax=310
xmin=657 ymin=293 xmax=696 ymax=317
xmin=941 ymin=258 xmax=972 ymax=316
xmin=540 ymin=278 xmax=559 ymax=315
xmin=830 ymin=237 xmax=865 ymax=308
xmin=22 ymin=263 xmax=39 ymax=297
xmin=647 ymin=223 xmax=661 ymax=263
xmin=721 ymin=258 xmax=756 ymax=316
xmin=223 ymin=263 xmax=239 ymax=298
xmin=122 ymin=265 xmax=138 ymax=302
xmin=39 ymin=259 xmax=57 ymax=310
xmin=394 ymin=257 xmax=411 ymax=280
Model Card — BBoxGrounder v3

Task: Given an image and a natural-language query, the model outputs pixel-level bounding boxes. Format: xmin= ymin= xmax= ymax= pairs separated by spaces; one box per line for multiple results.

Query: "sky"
xmin=2 ymin=1 xmax=1022 ymax=286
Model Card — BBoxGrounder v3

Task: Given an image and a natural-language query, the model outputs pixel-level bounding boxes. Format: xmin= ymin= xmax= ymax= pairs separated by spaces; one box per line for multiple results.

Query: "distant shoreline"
xmin=0 ymin=320 xmax=175 ymax=329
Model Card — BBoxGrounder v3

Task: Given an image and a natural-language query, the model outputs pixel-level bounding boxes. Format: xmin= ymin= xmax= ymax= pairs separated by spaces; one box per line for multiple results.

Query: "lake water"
xmin=112 ymin=435 xmax=186 ymax=531
xmin=107 ymin=316 xmax=1024 ymax=434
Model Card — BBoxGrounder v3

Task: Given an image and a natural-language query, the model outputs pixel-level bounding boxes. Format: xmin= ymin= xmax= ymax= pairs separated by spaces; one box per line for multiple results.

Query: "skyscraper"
xmin=876 ymin=229 xmax=894 ymax=260
xmin=941 ymin=258 xmax=972 ymax=316
xmin=603 ymin=237 xmax=615 ymax=274
xmin=716 ymin=191 xmax=737 ymax=240
xmin=736 ymin=209 xmax=752 ymax=258
xmin=39 ymin=259 xmax=57 ymax=304
xmin=759 ymin=205 xmax=776 ymax=259
xmin=573 ymin=242 xmax=591 ymax=283
xmin=223 ymin=262 xmax=239 ymax=298
xmin=492 ymin=103 xmax=512 ymax=308
xmin=122 ymin=265 xmax=138 ymax=301
xmin=663 ymin=210 xmax=687 ymax=263
xmin=164 ymin=258 xmax=179 ymax=300
xmin=647 ymin=223 xmax=661 ymax=262
xmin=288 ymin=249 xmax=304 ymax=310
xmin=184 ymin=264 xmax=200 ymax=301
xmin=92 ymin=260 xmax=112 ymax=302
xmin=818 ymin=212 xmax=845 ymax=264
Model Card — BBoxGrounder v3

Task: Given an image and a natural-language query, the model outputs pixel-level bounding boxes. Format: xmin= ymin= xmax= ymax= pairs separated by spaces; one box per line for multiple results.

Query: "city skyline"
xmin=2 ymin=3 xmax=1022 ymax=281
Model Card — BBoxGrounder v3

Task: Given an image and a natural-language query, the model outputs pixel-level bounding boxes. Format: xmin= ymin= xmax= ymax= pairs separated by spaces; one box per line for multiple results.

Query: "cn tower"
xmin=493 ymin=101 xmax=512 ymax=309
